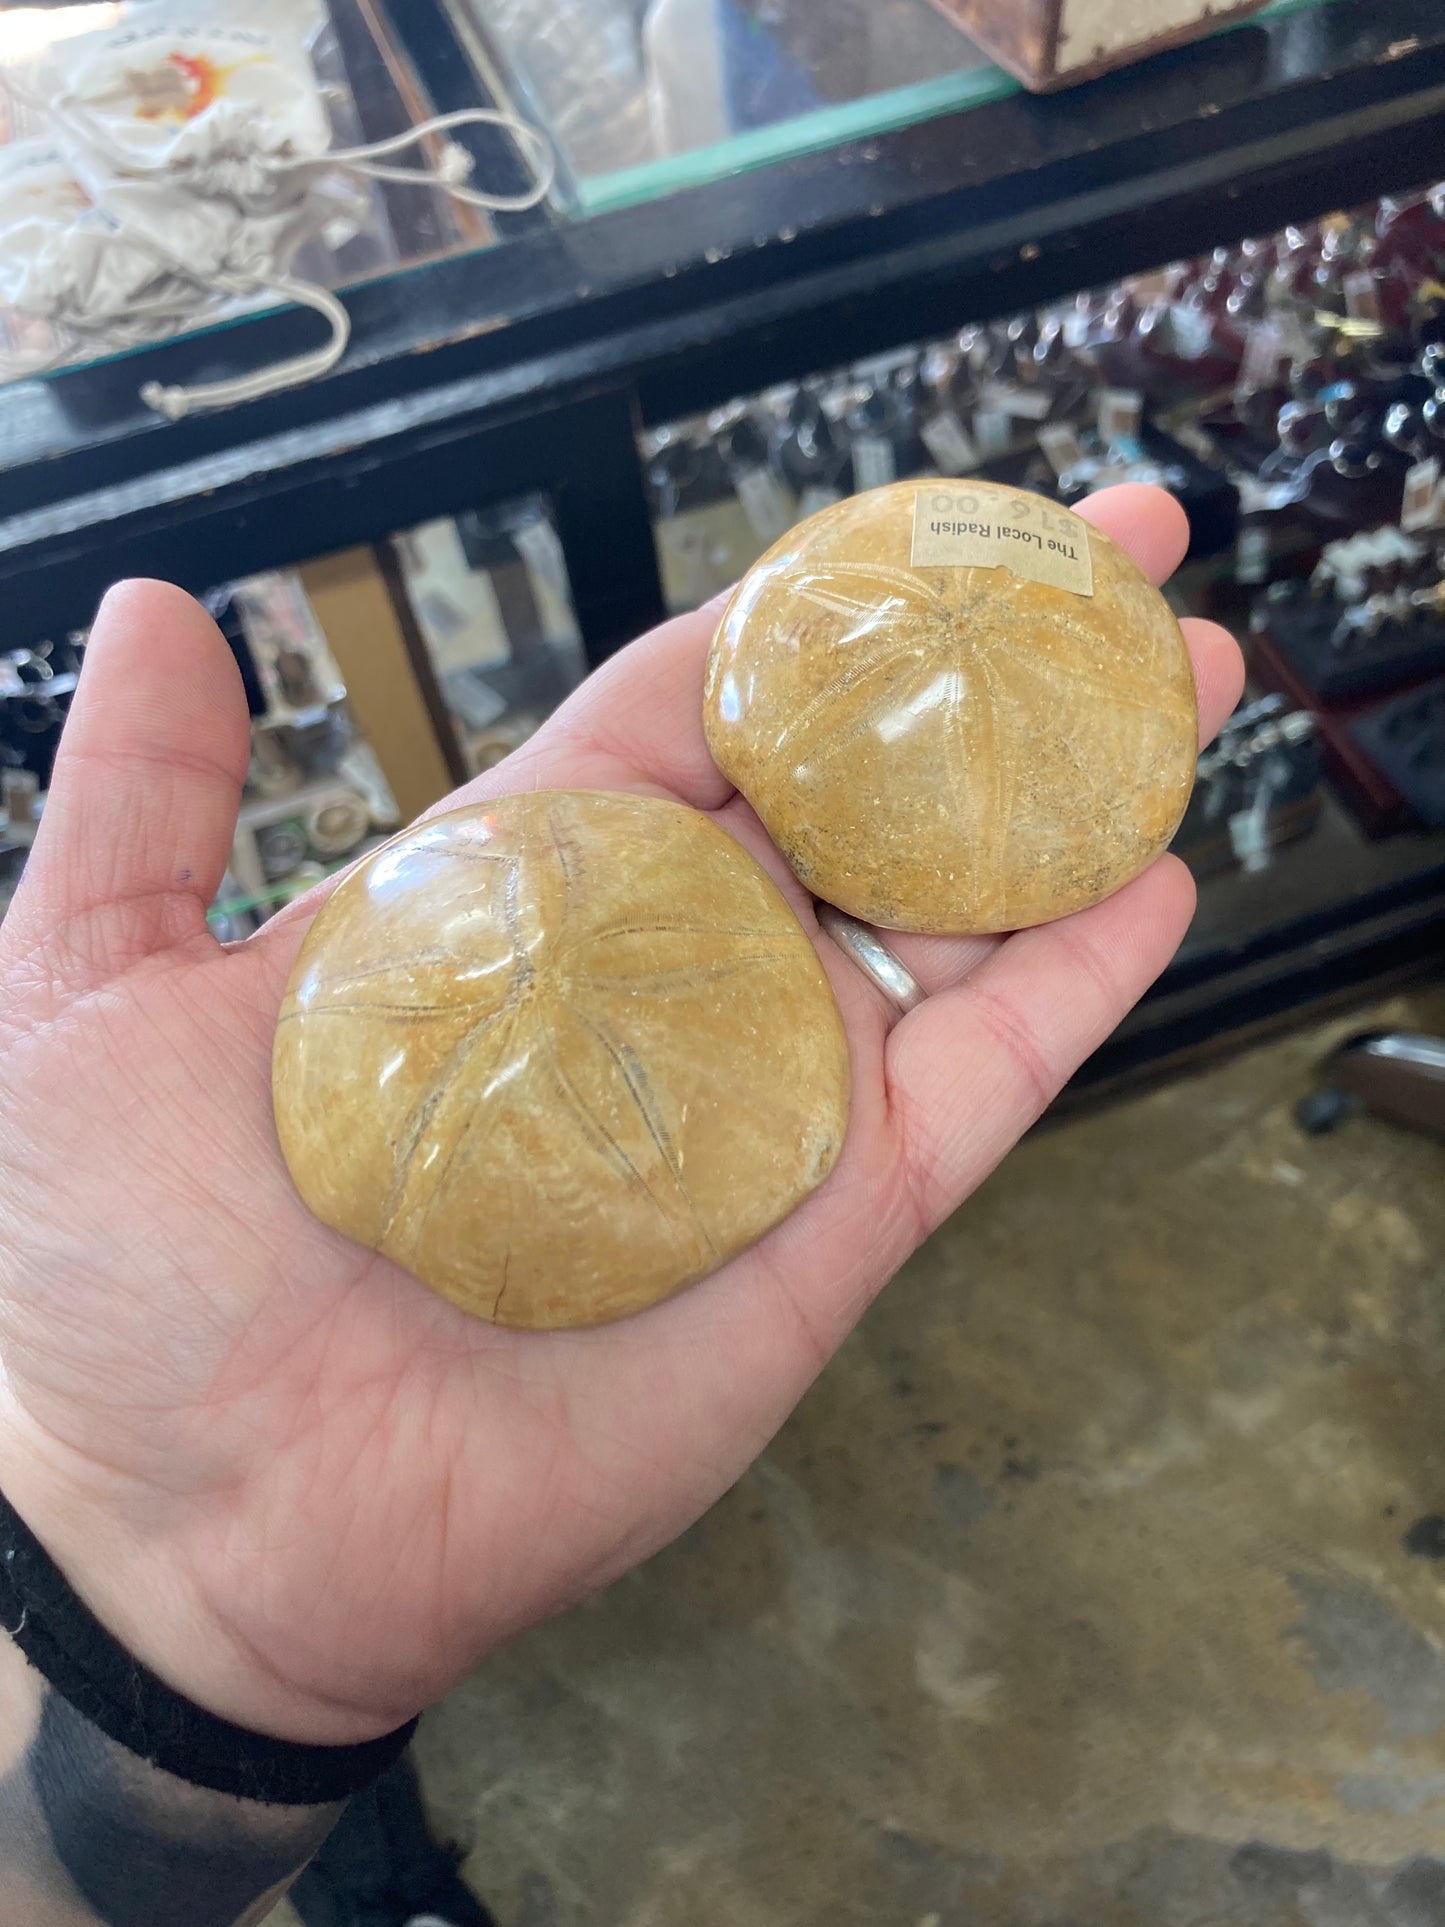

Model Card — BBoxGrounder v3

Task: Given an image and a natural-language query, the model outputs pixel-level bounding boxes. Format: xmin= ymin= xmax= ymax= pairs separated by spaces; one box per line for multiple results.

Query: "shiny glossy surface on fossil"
xmin=704 ymin=481 xmax=1198 ymax=936
xmin=273 ymin=792 xmax=850 ymax=1330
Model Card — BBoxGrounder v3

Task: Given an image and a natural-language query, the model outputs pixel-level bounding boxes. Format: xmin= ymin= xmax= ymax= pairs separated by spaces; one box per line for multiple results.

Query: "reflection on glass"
xmin=452 ymin=0 xmax=1000 ymax=208
xmin=392 ymin=497 xmax=587 ymax=777
xmin=449 ymin=0 xmax=1340 ymax=213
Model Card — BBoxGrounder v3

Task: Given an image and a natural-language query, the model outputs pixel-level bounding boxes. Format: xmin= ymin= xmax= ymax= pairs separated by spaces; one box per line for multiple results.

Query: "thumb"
xmin=6 ymin=580 xmax=251 ymax=986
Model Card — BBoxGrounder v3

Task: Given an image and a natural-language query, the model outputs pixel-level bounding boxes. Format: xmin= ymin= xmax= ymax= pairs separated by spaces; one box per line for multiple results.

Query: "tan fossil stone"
xmin=704 ymin=480 xmax=1198 ymax=935
xmin=272 ymin=791 xmax=850 ymax=1330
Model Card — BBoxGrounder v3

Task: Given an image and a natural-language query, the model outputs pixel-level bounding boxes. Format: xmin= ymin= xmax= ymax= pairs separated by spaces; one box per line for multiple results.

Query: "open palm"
xmin=0 ymin=487 xmax=1242 ymax=1746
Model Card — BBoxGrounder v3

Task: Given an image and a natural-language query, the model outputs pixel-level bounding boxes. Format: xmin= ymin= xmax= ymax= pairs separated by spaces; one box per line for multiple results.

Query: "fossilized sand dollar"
xmin=705 ymin=480 xmax=1198 ymax=936
xmin=273 ymin=791 xmax=850 ymax=1330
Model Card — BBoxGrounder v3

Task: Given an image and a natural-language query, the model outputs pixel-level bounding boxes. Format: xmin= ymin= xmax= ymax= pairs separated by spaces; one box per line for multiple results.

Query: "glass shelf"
xmin=448 ymin=0 xmax=1344 ymax=217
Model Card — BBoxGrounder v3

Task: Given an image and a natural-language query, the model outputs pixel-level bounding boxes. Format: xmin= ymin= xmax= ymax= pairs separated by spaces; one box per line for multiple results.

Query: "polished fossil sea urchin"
xmin=272 ymin=791 xmax=851 ymax=1330
xmin=704 ymin=480 xmax=1198 ymax=936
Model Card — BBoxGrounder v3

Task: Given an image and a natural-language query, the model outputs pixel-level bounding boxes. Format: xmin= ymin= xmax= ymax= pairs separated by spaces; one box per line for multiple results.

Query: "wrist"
xmin=0 ymin=1402 xmax=409 ymax=1750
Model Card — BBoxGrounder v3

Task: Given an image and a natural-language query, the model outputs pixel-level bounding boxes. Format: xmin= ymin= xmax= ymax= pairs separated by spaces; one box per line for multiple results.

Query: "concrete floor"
xmin=275 ymin=991 xmax=1445 ymax=1927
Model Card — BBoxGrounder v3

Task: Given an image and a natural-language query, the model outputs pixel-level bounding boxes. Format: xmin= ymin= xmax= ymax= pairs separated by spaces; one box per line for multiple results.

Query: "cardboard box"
xmin=928 ymin=0 xmax=1272 ymax=91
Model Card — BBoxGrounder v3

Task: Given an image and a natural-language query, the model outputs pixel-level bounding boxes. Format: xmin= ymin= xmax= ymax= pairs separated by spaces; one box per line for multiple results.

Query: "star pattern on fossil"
xmin=760 ymin=561 xmax=1191 ymax=924
xmin=283 ymin=801 xmax=802 ymax=1304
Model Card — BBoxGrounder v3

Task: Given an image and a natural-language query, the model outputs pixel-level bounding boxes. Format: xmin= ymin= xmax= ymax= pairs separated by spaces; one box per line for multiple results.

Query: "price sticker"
xmin=911 ymin=486 xmax=1094 ymax=596
xmin=1402 ymin=458 xmax=1444 ymax=534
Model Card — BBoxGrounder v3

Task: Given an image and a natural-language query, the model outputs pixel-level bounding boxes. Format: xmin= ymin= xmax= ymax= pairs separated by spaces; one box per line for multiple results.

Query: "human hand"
xmin=0 ymin=486 xmax=1242 ymax=1747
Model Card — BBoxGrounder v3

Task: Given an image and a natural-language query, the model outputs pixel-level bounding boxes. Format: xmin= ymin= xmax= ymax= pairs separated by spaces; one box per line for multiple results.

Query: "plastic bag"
xmin=0 ymin=138 xmax=199 ymax=360
xmin=35 ymin=13 xmax=333 ymax=207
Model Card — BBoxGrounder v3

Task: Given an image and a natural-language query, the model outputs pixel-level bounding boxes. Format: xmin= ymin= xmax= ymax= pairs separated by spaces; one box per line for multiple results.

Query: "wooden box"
xmin=928 ymin=0 xmax=1273 ymax=91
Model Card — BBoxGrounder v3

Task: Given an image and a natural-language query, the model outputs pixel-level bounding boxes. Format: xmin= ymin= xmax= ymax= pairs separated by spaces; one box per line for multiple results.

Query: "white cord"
xmin=0 ymin=70 xmax=557 ymax=416
xmin=29 ymin=88 xmax=556 ymax=212
xmin=132 ymin=111 xmax=557 ymax=415
xmin=139 ymin=275 xmax=350 ymax=420
xmin=130 ymin=108 xmax=556 ymax=413
xmin=327 ymin=109 xmax=556 ymax=213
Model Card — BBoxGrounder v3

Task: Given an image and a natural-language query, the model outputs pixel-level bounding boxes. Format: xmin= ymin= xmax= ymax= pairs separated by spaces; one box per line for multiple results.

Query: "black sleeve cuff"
xmin=0 ymin=1489 xmax=417 ymax=1807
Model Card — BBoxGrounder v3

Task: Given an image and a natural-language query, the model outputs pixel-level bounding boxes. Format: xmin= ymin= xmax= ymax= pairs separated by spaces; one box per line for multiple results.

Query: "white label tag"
xmin=1236 ymin=526 xmax=1272 ymax=586
xmin=979 ymin=379 xmax=1053 ymax=422
xmin=973 ymin=409 xmax=1013 ymax=457
xmin=511 ymin=517 xmax=570 ymax=602
xmin=1062 ymin=309 xmax=1092 ymax=350
xmin=911 ymin=487 xmax=1094 ymax=596
xmin=919 ymin=409 xmax=980 ymax=476
xmin=735 ymin=466 xmax=794 ymax=543
xmin=1038 ymin=423 xmax=1087 ymax=477
xmin=1402 ymin=458 xmax=1444 ymax=533
xmin=851 ymin=436 xmax=897 ymax=493
xmin=797 ymin=483 xmax=843 ymax=520
xmin=1098 ymin=388 xmax=1144 ymax=445
xmin=1169 ymin=302 xmax=1216 ymax=361
xmin=1275 ymin=309 xmax=1314 ymax=364
xmin=1345 ymin=271 xmax=1382 ymax=324
xmin=1238 ymin=321 xmax=1285 ymax=396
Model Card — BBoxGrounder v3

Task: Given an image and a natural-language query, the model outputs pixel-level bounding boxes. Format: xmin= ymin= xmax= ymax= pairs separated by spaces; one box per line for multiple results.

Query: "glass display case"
xmin=208 ymin=570 xmax=400 ymax=938
xmin=0 ymin=569 xmax=402 ymax=935
xmin=0 ymin=626 xmax=78 ymax=923
xmin=637 ymin=184 xmax=1445 ymax=1013
xmin=446 ymin=0 xmax=1339 ymax=215
xmin=0 ymin=0 xmax=1356 ymax=414
xmin=0 ymin=0 xmax=1441 ymax=1088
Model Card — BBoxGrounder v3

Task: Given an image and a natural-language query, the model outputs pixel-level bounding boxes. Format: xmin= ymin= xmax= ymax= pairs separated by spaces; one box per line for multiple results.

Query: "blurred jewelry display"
xmin=1176 ymin=697 xmax=1323 ymax=877
xmin=0 ymin=569 xmax=400 ymax=934
xmin=643 ymin=176 xmax=1445 ymax=853
xmin=213 ymin=572 xmax=398 ymax=929
xmin=0 ymin=634 xmax=82 ymax=924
